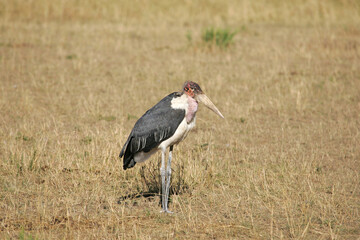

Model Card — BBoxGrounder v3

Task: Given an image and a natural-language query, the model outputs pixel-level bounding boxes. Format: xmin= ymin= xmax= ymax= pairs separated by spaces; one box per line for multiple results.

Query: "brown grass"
xmin=1 ymin=0 xmax=360 ymax=239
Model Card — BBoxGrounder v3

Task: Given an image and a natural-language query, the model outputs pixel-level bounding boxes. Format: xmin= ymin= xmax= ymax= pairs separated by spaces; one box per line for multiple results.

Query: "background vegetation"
xmin=0 ymin=0 xmax=359 ymax=239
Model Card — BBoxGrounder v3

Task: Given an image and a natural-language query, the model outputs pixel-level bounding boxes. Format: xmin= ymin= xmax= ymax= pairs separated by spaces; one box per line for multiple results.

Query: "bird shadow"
xmin=117 ymin=191 xmax=160 ymax=205
xmin=117 ymin=190 xmax=179 ymax=207
xmin=117 ymin=165 xmax=163 ymax=206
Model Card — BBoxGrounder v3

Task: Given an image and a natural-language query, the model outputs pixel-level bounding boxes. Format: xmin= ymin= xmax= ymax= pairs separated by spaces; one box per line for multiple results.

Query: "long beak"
xmin=196 ymin=94 xmax=224 ymax=119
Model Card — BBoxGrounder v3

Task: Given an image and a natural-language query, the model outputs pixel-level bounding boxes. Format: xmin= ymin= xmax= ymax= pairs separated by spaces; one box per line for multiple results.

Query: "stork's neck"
xmin=186 ymin=95 xmax=198 ymax=123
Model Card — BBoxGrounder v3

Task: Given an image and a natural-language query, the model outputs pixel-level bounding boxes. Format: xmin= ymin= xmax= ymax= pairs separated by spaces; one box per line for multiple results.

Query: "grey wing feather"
xmin=120 ymin=92 xmax=185 ymax=169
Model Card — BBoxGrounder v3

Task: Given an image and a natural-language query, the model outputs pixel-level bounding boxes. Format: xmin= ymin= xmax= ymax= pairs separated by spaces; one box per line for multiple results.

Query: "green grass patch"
xmin=202 ymin=28 xmax=237 ymax=48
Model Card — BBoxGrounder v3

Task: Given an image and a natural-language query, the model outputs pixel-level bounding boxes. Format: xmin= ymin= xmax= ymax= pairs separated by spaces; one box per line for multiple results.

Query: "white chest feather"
xmin=170 ymin=94 xmax=198 ymax=123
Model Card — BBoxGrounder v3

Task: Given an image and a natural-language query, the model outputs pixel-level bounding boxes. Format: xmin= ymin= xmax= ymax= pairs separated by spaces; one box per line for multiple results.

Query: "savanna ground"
xmin=1 ymin=0 xmax=360 ymax=239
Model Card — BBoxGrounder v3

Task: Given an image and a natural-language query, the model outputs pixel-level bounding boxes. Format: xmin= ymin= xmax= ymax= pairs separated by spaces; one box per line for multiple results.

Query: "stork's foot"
xmin=160 ymin=209 xmax=174 ymax=214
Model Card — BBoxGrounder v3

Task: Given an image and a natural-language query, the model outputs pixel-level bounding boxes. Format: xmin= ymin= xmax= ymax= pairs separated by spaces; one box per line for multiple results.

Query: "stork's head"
xmin=183 ymin=81 xmax=224 ymax=119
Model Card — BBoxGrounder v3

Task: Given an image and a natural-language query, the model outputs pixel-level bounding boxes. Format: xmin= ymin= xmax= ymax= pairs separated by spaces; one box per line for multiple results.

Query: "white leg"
xmin=160 ymin=150 xmax=166 ymax=212
xmin=164 ymin=145 xmax=173 ymax=213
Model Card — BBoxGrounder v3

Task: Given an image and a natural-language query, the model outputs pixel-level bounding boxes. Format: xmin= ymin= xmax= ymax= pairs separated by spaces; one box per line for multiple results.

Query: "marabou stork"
xmin=119 ymin=81 xmax=224 ymax=213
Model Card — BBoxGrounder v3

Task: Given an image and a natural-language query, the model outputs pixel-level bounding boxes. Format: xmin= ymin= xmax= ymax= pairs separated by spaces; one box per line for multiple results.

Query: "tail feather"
xmin=120 ymin=135 xmax=136 ymax=170
xmin=120 ymin=139 xmax=137 ymax=170
xmin=122 ymin=153 xmax=136 ymax=170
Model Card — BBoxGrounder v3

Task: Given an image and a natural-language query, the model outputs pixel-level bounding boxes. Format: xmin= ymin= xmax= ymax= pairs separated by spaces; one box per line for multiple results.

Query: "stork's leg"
xmin=160 ymin=149 xmax=166 ymax=212
xmin=164 ymin=145 xmax=173 ymax=213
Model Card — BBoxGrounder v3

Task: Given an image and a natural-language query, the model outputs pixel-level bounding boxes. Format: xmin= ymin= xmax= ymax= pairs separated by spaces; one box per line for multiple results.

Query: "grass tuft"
xmin=186 ymin=31 xmax=192 ymax=43
xmin=80 ymin=136 xmax=92 ymax=145
xmin=18 ymin=228 xmax=37 ymax=240
xmin=202 ymin=28 xmax=237 ymax=48
xmin=98 ymin=114 xmax=116 ymax=122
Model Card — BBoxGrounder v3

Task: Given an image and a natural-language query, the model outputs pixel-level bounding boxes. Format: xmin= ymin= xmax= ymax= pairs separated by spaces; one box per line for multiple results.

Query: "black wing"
xmin=120 ymin=92 xmax=185 ymax=170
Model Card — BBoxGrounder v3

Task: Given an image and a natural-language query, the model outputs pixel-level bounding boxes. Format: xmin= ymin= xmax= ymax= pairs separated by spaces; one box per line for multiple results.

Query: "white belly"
xmin=159 ymin=117 xmax=196 ymax=151
xmin=134 ymin=148 xmax=158 ymax=163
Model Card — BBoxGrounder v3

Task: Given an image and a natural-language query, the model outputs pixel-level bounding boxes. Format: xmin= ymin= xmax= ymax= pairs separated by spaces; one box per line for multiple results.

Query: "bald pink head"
xmin=183 ymin=81 xmax=203 ymax=97
xmin=181 ymin=81 xmax=224 ymax=119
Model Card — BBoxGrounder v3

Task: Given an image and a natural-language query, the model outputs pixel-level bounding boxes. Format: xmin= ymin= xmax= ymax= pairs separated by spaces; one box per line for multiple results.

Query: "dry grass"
xmin=1 ymin=0 xmax=360 ymax=239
